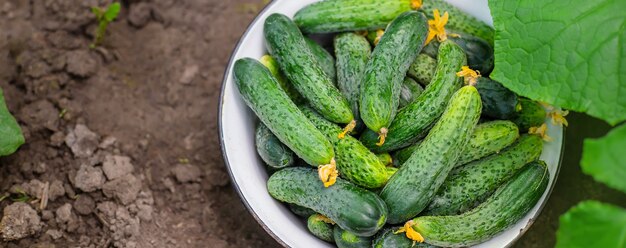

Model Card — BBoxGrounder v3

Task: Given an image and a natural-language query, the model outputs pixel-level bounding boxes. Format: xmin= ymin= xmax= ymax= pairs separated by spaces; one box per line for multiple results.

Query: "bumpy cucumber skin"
xmin=381 ymin=86 xmax=482 ymax=224
xmin=264 ymin=13 xmax=353 ymax=124
xmin=420 ymin=0 xmax=495 ymax=44
xmin=294 ymin=0 xmax=412 ymax=34
xmin=334 ymin=33 xmax=372 ymax=134
xmin=255 ymin=123 xmax=294 ymax=169
xmin=301 ymin=107 xmax=389 ymax=188
xmin=234 ymin=58 xmax=334 ymax=166
xmin=373 ymin=227 xmax=438 ymax=248
xmin=361 ymin=40 xmax=465 ymax=152
xmin=305 ymin=37 xmax=337 ymax=84
xmin=289 ymin=204 xmax=316 ymax=218
xmin=307 ymin=214 xmax=335 ymax=242
xmin=376 ymin=153 xmax=393 ymax=167
xmin=259 ymin=55 xmax=304 ymax=104
xmin=334 ymin=226 xmax=372 ymax=248
xmin=399 ymin=77 xmax=424 ymax=108
xmin=413 ymin=161 xmax=549 ymax=247
xmin=360 ymin=11 xmax=428 ymax=134
xmin=418 ymin=31 xmax=494 ymax=76
xmin=407 ymin=53 xmax=437 ymax=86
xmin=457 ymin=120 xmax=519 ymax=165
xmin=393 ymin=120 xmax=519 ymax=167
xmin=425 ymin=134 xmax=543 ymax=216
xmin=513 ymin=98 xmax=547 ymax=132
xmin=476 ymin=77 xmax=518 ymax=119
xmin=267 ymin=167 xmax=387 ymax=236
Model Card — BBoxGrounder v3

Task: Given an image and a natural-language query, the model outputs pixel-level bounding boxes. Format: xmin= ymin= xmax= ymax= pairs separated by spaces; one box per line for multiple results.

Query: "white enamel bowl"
xmin=219 ymin=1 xmax=564 ymax=247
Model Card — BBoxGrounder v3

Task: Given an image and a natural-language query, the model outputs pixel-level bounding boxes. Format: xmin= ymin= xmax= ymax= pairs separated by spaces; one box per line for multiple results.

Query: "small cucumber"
xmin=334 ymin=32 xmax=372 ymax=134
xmin=424 ymin=134 xmax=543 ymax=216
xmin=409 ymin=161 xmax=549 ymax=247
xmin=373 ymin=227 xmax=438 ymax=248
xmin=307 ymin=214 xmax=335 ymax=242
xmin=393 ymin=120 xmax=519 ymax=167
xmin=513 ymin=98 xmax=547 ymax=132
xmin=294 ymin=0 xmax=416 ymax=33
xmin=456 ymin=120 xmax=519 ymax=165
xmin=267 ymin=167 xmax=387 ymax=236
xmin=301 ymin=107 xmax=389 ymax=189
xmin=420 ymin=0 xmax=495 ymax=43
xmin=380 ymin=85 xmax=482 ymax=224
xmin=290 ymin=204 xmax=316 ymax=218
xmin=259 ymin=55 xmax=304 ymax=103
xmin=399 ymin=77 xmax=424 ymax=108
xmin=234 ymin=58 xmax=334 ymax=166
xmin=264 ymin=13 xmax=353 ymax=124
xmin=476 ymin=77 xmax=519 ymax=119
xmin=334 ymin=226 xmax=372 ymax=248
xmin=360 ymin=40 xmax=465 ymax=152
xmin=407 ymin=53 xmax=437 ymax=86
xmin=305 ymin=37 xmax=337 ymax=84
xmin=376 ymin=153 xmax=393 ymax=167
xmin=360 ymin=11 xmax=428 ymax=141
xmin=255 ymin=123 xmax=294 ymax=169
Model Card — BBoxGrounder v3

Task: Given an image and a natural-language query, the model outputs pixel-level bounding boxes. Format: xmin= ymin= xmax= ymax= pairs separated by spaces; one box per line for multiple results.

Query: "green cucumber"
xmin=294 ymin=0 xmax=416 ymax=34
xmin=376 ymin=153 xmax=393 ymax=167
xmin=334 ymin=32 xmax=372 ymax=134
xmin=255 ymin=123 xmax=294 ymax=169
xmin=290 ymin=204 xmax=316 ymax=218
xmin=360 ymin=11 xmax=428 ymax=138
xmin=301 ymin=107 xmax=389 ymax=188
xmin=513 ymin=98 xmax=547 ymax=132
xmin=264 ymin=13 xmax=353 ymax=124
xmin=234 ymin=58 xmax=334 ymax=166
xmin=407 ymin=53 xmax=437 ymax=86
xmin=424 ymin=134 xmax=543 ymax=216
xmin=381 ymin=85 xmax=482 ymax=224
xmin=420 ymin=0 xmax=495 ymax=44
xmin=385 ymin=167 xmax=398 ymax=179
xmin=476 ymin=77 xmax=518 ymax=119
xmin=410 ymin=161 xmax=549 ymax=247
xmin=267 ymin=167 xmax=387 ymax=236
xmin=334 ymin=226 xmax=372 ymax=248
xmin=259 ymin=55 xmax=304 ymax=103
xmin=393 ymin=120 xmax=519 ymax=167
xmin=399 ymin=77 xmax=424 ymax=108
xmin=360 ymin=40 xmax=465 ymax=152
xmin=457 ymin=120 xmax=519 ymax=165
xmin=418 ymin=30 xmax=494 ymax=75
xmin=307 ymin=214 xmax=335 ymax=242
xmin=305 ymin=37 xmax=337 ymax=84
xmin=373 ymin=227 xmax=438 ymax=248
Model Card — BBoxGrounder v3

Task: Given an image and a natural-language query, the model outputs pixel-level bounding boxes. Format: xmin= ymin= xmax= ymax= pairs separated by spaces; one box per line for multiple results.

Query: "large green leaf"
xmin=556 ymin=201 xmax=626 ymax=248
xmin=0 ymin=88 xmax=24 ymax=156
xmin=581 ymin=124 xmax=626 ymax=193
xmin=488 ymin=0 xmax=626 ymax=125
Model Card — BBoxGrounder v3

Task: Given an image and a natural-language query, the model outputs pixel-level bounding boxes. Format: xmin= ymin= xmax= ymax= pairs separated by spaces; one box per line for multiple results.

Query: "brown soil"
xmin=0 ymin=0 xmax=279 ymax=247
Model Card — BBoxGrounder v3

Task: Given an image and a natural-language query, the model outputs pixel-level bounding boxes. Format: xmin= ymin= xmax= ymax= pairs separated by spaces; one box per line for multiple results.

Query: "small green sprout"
xmin=90 ymin=2 xmax=121 ymax=48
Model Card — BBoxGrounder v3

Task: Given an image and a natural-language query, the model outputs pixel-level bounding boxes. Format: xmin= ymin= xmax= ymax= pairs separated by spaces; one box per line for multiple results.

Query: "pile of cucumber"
xmin=233 ymin=0 xmax=551 ymax=247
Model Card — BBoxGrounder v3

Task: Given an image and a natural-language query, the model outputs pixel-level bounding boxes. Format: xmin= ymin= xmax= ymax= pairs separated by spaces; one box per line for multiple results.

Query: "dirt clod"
xmin=73 ymin=195 xmax=95 ymax=216
xmin=65 ymin=124 xmax=99 ymax=158
xmin=73 ymin=164 xmax=105 ymax=193
xmin=128 ymin=2 xmax=152 ymax=28
xmin=171 ymin=164 xmax=201 ymax=183
xmin=65 ymin=50 xmax=99 ymax=78
xmin=0 ymin=202 xmax=42 ymax=241
xmin=102 ymin=174 xmax=141 ymax=205
xmin=102 ymin=155 xmax=134 ymax=180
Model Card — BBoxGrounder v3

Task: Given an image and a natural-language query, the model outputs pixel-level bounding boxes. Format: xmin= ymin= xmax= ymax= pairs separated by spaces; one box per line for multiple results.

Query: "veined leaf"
xmin=488 ymin=0 xmax=626 ymax=125
xmin=556 ymin=201 xmax=626 ymax=248
xmin=581 ymin=124 xmax=626 ymax=193
xmin=0 ymin=87 xmax=24 ymax=156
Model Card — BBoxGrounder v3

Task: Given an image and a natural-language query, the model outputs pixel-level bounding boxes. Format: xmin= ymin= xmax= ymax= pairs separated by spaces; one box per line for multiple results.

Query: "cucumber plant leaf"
xmin=488 ymin=0 xmax=626 ymax=125
xmin=0 ymin=88 xmax=24 ymax=156
xmin=580 ymin=124 xmax=626 ymax=193
xmin=556 ymin=201 xmax=626 ymax=248
xmin=104 ymin=2 xmax=121 ymax=22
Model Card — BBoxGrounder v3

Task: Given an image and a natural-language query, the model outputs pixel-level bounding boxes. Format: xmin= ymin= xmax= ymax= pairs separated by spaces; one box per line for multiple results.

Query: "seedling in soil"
xmin=90 ymin=2 xmax=121 ymax=48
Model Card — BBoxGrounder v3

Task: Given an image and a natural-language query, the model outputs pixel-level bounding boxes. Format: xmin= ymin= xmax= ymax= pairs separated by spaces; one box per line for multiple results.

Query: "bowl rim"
xmin=218 ymin=1 xmax=565 ymax=247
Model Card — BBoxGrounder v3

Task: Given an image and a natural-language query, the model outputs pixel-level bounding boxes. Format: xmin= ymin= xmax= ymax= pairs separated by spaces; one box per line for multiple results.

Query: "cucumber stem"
xmin=318 ymin=158 xmax=338 ymax=187
xmin=376 ymin=128 xmax=388 ymax=146
xmin=338 ymin=120 xmax=357 ymax=139
xmin=395 ymin=220 xmax=425 ymax=244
